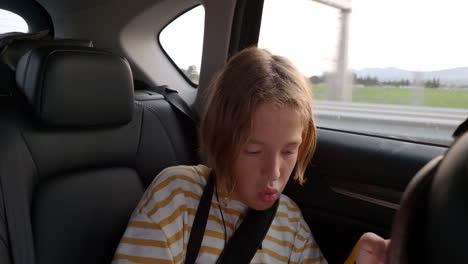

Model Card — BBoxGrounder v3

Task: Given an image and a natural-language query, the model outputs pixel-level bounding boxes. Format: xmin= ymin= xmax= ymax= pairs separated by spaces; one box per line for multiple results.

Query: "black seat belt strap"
xmin=135 ymin=81 xmax=205 ymax=163
xmin=154 ymin=85 xmax=199 ymax=124
xmin=216 ymin=200 xmax=278 ymax=264
xmin=134 ymin=80 xmax=199 ymax=124
xmin=185 ymin=176 xmax=214 ymax=264
xmin=185 ymin=172 xmax=279 ymax=264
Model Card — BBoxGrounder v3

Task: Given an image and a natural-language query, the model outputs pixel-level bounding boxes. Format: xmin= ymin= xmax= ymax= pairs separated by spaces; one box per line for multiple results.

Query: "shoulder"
xmin=278 ymin=194 xmax=302 ymax=217
xmin=277 ymin=194 xmax=312 ymax=234
xmin=143 ymin=164 xmax=212 ymax=204
xmin=135 ymin=164 xmax=212 ymax=216
xmin=150 ymin=164 xmax=212 ymax=190
xmin=158 ymin=164 xmax=211 ymax=178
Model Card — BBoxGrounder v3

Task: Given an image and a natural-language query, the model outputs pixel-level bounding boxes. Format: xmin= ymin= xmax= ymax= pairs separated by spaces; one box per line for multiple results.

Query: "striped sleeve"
xmin=113 ymin=213 xmax=176 ymax=264
xmin=283 ymin=198 xmax=327 ymax=264
xmin=295 ymin=237 xmax=327 ymax=264
xmin=112 ymin=166 xmax=206 ymax=264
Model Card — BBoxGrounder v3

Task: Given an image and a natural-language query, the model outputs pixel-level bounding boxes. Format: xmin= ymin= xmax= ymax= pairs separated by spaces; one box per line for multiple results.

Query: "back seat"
xmin=0 ymin=45 xmax=198 ymax=264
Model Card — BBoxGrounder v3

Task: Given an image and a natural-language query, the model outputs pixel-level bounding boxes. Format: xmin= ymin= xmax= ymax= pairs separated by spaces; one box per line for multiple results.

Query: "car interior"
xmin=0 ymin=0 xmax=467 ymax=264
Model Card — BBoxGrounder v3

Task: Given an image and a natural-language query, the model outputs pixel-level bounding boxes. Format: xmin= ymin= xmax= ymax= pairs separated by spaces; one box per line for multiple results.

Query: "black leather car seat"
xmin=387 ymin=119 xmax=468 ymax=263
xmin=0 ymin=45 xmax=198 ymax=264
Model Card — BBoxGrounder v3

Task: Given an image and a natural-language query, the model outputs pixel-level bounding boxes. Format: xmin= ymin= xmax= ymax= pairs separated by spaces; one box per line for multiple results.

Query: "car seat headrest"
xmin=0 ymin=31 xmax=93 ymax=96
xmin=424 ymin=131 xmax=468 ymax=263
xmin=0 ymin=30 xmax=94 ymax=71
xmin=453 ymin=118 xmax=468 ymax=138
xmin=387 ymin=131 xmax=468 ymax=263
xmin=386 ymin=156 xmax=442 ymax=264
xmin=16 ymin=46 xmax=134 ymax=127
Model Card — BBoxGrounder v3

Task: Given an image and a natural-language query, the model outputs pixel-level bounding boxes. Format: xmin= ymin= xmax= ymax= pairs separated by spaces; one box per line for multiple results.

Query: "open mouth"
xmin=259 ymin=188 xmax=278 ymax=202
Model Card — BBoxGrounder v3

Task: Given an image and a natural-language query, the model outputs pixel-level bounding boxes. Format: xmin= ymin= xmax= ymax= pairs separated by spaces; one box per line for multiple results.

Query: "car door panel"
xmin=284 ymin=128 xmax=446 ymax=263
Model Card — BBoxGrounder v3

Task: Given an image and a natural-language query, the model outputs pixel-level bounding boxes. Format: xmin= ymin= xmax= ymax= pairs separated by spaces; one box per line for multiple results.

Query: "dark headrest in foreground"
xmin=16 ymin=46 xmax=134 ymax=127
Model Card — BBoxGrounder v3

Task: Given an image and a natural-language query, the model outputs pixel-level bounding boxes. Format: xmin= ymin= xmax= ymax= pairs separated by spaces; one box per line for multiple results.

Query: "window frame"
xmin=157 ymin=4 xmax=204 ymax=88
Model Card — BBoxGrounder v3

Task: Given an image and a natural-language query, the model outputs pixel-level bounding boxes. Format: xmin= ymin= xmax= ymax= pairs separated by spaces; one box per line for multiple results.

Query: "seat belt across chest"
xmin=185 ymin=172 xmax=279 ymax=264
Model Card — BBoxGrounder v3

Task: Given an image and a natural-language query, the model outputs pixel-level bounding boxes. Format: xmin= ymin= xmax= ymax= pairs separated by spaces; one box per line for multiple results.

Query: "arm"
xmin=113 ymin=167 xmax=190 ymax=264
xmin=282 ymin=198 xmax=327 ymax=264
xmin=292 ymin=215 xmax=327 ymax=264
xmin=112 ymin=213 xmax=176 ymax=264
xmin=296 ymin=237 xmax=328 ymax=264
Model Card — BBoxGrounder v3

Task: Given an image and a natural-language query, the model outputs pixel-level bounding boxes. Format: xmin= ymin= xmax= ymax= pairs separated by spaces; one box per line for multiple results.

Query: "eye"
xmin=244 ymin=150 xmax=261 ymax=155
xmin=282 ymin=149 xmax=297 ymax=155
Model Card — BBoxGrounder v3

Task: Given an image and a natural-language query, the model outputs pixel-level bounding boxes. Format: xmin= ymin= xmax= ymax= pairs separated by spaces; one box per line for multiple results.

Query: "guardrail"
xmin=314 ymin=100 xmax=468 ymax=145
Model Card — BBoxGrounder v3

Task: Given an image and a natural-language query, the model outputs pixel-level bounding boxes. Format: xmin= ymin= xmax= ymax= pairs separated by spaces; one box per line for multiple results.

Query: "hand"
xmin=355 ymin=232 xmax=390 ymax=264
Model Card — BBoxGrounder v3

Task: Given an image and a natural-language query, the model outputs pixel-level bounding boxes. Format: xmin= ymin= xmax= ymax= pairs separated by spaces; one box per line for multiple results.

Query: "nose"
xmin=263 ymin=153 xmax=281 ymax=181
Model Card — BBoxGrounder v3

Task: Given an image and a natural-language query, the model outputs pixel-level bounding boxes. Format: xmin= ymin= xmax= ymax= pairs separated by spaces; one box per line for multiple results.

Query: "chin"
xmin=250 ymin=201 xmax=276 ymax=211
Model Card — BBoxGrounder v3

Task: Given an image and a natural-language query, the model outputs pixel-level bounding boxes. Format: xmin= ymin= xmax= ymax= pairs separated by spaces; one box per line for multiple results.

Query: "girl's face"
xmin=232 ymin=102 xmax=303 ymax=210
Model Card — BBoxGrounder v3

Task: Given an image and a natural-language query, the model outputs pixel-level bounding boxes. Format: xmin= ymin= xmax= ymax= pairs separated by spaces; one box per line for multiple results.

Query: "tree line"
xmin=309 ymin=73 xmax=441 ymax=88
xmin=183 ymin=66 xmax=442 ymax=89
xmin=182 ymin=65 xmax=200 ymax=84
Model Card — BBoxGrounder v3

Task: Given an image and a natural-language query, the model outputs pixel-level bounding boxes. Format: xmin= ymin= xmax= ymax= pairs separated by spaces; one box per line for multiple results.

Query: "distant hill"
xmin=354 ymin=67 xmax=468 ymax=86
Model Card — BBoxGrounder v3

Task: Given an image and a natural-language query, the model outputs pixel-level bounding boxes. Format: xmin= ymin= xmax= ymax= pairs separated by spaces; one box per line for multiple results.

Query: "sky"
xmin=3 ymin=0 xmax=468 ymax=77
xmin=259 ymin=0 xmax=468 ymax=76
xmin=0 ymin=9 xmax=28 ymax=34
xmin=159 ymin=0 xmax=468 ymax=77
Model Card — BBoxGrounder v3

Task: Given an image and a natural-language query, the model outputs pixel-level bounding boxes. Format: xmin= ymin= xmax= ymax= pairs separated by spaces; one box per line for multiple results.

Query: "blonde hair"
xmin=200 ymin=47 xmax=317 ymax=197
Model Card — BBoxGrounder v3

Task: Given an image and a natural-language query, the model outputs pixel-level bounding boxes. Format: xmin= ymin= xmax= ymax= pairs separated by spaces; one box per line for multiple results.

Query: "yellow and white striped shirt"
xmin=113 ymin=165 xmax=327 ymax=264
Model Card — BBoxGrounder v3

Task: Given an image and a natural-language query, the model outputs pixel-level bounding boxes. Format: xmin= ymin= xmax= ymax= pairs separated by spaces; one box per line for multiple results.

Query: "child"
xmin=113 ymin=47 xmax=387 ymax=264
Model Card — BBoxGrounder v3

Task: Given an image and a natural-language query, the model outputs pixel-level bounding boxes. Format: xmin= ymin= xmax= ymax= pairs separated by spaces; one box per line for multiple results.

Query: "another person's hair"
xmin=200 ymin=47 xmax=317 ymax=198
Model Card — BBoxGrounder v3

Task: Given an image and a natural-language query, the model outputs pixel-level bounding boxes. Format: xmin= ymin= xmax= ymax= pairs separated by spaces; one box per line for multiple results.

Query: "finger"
xmin=384 ymin=239 xmax=391 ymax=248
xmin=356 ymin=233 xmax=388 ymax=264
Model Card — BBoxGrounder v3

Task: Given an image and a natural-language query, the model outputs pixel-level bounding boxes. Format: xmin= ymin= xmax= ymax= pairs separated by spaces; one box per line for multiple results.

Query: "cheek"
xmin=280 ymin=154 xmax=299 ymax=178
xmin=233 ymin=152 xmax=298 ymax=187
xmin=233 ymin=155 xmax=256 ymax=179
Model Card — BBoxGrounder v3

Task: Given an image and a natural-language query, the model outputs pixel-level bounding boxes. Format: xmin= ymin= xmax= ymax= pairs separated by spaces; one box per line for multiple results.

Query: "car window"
xmin=0 ymin=9 xmax=28 ymax=34
xmin=258 ymin=0 xmax=468 ymax=145
xmin=159 ymin=5 xmax=205 ymax=86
